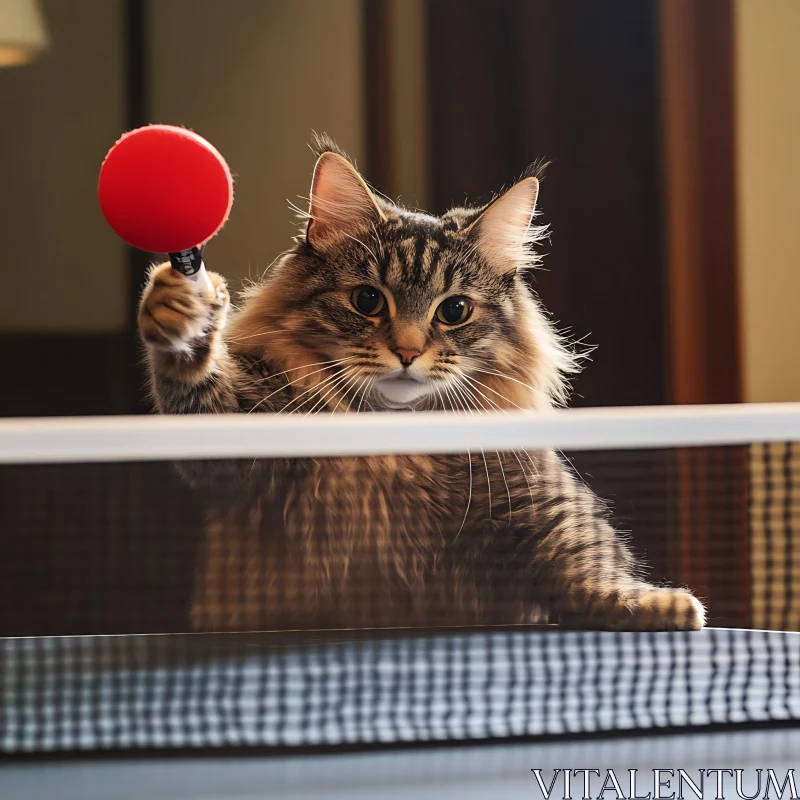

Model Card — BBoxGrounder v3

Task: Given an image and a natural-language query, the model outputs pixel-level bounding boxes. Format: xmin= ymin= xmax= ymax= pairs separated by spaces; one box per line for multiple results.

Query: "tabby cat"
xmin=138 ymin=137 xmax=705 ymax=632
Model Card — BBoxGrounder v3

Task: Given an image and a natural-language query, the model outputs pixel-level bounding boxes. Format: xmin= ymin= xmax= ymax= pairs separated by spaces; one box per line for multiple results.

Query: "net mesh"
xmin=3 ymin=629 xmax=800 ymax=753
xmin=0 ymin=445 xmax=766 ymax=636
xmin=1 ymin=423 xmax=799 ymax=754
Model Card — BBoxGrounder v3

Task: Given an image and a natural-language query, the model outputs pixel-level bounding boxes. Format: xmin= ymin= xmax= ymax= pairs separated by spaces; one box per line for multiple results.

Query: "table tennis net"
xmin=1 ymin=409 xmax=799 ymax=753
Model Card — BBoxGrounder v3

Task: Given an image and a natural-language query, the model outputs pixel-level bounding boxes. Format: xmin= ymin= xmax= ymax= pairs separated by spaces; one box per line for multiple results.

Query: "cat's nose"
xmin=394 ymin=348 xmax=421 ymax=367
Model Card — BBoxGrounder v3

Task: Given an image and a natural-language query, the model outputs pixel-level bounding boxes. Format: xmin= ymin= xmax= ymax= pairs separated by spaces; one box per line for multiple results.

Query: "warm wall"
xmin=0 ymin=0 xmax=126 ymax=333
xmin=736 ymin=0 xmax=800 ymax=403
xmin=735 ymin=1 xmax=800 ymax=630
xmin=386 ymin=0 xmax=429 ymax=211
xmin=149 ymin=0 xmax=366 ymax=289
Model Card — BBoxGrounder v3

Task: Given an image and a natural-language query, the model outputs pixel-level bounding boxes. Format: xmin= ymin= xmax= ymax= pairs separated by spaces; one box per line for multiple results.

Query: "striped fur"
xmin=138 ymin=138 xmax=705 ymax=632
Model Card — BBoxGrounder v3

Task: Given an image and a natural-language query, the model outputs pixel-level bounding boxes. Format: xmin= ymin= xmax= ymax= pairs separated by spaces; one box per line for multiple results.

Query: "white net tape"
xmin=1 ymin=403 xmax=800 ymax=464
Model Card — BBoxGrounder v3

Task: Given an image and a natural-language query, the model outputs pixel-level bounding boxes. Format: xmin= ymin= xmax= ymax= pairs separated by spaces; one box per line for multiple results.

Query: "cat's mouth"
xmin=373 ymin=374 xmax=429 ymax=406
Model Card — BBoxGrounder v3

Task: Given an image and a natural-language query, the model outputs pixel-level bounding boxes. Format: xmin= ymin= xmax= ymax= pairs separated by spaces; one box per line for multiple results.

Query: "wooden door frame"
xmin=659 ymin=0 xmax=750 ymax=626
xmin=659 ymin=0 xmax=741 ymax=406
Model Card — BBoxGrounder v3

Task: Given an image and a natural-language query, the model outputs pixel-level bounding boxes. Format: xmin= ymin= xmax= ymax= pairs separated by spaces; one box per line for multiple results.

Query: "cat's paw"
xmin=138 ymin=263 xmax=229 ymax=352
xmin=617 ymin=587 xmax=706 ymax=631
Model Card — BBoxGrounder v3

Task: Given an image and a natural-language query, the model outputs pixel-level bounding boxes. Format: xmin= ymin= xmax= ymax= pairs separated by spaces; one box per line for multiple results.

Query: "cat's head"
xmin=228 ymin=137 xmax=581 ymax=412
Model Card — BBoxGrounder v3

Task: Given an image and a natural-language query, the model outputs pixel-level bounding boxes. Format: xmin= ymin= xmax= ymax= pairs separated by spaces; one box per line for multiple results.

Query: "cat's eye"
xmin=435 ymin=296 xmax=473 ymax=325
xmin=351 ymin=285 xmax=385 ymax=316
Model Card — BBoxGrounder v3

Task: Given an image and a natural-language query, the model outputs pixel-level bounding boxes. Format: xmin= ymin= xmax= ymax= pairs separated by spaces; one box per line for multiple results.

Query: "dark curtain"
xmin=427 ymin=0 xmax=667 ymax=408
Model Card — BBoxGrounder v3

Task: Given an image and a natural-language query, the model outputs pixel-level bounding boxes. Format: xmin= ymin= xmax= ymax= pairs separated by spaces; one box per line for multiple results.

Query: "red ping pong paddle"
xmin=98 ymin=124 xmax=233 ymax=290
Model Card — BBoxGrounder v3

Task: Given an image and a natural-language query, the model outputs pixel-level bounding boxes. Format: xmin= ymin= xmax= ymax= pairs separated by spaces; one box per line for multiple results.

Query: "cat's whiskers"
xmin=305 ymin=367 xmax=360 ymax=415
xmin=280 ymin=366 xmax=354 ymax=415
xmin=459 ymin=372 xmax=520 ymax=409
xmin=356 ymin=374 xmax=376 ymax=414
xmin=459 ymin=362 xmax=552 ymax=478
xmin=458 ymin=370 xmax=543 ymax=484
xmin=455 ymin=376 xmax=516 ymax=523
xmin=248 ymin=358 xmax=355 ymax=414
xmin=350 ymin=370 xmax=377 ymax=411
xmin=456 ymin=373 xmax=504 ymax=412
xmin=333 ymin=368 xmax=370 ymax=413
xmin=456 ymin=371 xmax=538 ymax=508
xmin=332 ymin=368 xmax=364 ymax=413
xmin=307 ymin=366 xmax=359 ymax=413
xmin=442 ymin=380 xmax=492 ymax=524
xmin=443 ymin=384 xmax=477 ymax=540
xmin=451 ymin=376 xmax=511 ymax=525
xmin=431 ymin=381 xmax=472 ymax=541
xmin=459 ymin=360 xmax=550 ymax=402
xmin=227 ymin=327 xmax=296 ymax=343
xmin=241 ymin=356 xmax=356 ymax=392
xmin=346 ymin=373 xmax=371 ymax=414
xmin=274 ymin=370 xmax=343 ymax=414
xmin=356 ymin=375 xmax=377 ymax=414
xmin=297 ymin=370 xmax=355 ymax=415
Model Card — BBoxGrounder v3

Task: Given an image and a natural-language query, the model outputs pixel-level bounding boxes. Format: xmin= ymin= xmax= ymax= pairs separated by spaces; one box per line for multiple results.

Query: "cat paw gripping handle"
xmin=98 ymin=124 xmax=234 ymax=291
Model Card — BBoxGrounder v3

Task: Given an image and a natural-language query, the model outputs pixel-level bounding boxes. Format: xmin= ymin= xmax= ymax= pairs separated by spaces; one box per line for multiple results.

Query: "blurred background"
xmin=1 ymin=0 xmax=798 ymax=417
xmin=0 ymin=1 xmax=798 ymax=636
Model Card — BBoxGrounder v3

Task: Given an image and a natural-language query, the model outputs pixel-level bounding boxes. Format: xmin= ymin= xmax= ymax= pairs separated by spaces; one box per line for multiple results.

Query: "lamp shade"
xmin=0 ymin=0 xmax=49 ymax=67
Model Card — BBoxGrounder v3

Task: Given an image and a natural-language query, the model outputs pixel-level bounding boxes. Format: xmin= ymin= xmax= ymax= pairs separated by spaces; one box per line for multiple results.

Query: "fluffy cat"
xmin=138 ymin=137 xmax=705 ymax=632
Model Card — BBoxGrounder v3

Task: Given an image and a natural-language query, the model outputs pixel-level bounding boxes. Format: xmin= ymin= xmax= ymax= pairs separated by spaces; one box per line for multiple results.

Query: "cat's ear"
xmin=306 ymin=152 xmax=385 ymax=250
xmin=466 ymin=177 xmax=541 ymax=273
